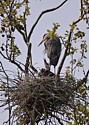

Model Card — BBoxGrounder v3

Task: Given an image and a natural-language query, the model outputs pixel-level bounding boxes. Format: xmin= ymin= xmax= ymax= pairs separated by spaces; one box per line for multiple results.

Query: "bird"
xmin=38 ymin=33 xmax=61 ymax=73
xmin=38 ymin=68 xmax=55 ymax=77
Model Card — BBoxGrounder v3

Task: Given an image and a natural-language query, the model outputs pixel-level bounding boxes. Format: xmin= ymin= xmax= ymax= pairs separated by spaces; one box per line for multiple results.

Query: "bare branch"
xmin=0 ymin=62 xmax=8 ymax=78
xmin=25 ymin=43 xmax=38 ymax=74
xmin=0 ymin=51 xmax=24 ymax=72
xmin=25 ymin=43 xmax=32 ymax=74
xmin=28 ymin=0 xmax=68 ymax=42
xmin=81 ymin=0 xmax=83 ymax=16
xmin=16 ymin=27 xmax=28 ymax=45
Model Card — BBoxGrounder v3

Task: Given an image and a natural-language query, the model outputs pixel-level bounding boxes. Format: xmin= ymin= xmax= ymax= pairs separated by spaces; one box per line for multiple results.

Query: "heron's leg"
xmin=44 ymin=59 xmax=50 ymax=71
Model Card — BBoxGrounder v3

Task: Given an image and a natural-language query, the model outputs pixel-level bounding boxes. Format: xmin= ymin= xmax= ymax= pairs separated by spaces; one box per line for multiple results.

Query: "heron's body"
xmin=44 ymin=35 xmax=61 ymax=68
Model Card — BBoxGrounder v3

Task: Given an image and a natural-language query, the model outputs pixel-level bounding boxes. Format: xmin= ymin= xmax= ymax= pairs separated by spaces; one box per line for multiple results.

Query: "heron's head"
xmin=38 ymin=33 xmax=50 ymax=46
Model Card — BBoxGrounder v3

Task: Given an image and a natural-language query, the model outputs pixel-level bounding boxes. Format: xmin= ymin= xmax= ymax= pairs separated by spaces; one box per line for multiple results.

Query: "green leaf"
xmin=16 ymin=2 xmax=21 ymax=8
xmin=6 ymin=0 xmax=10 ymax=5
xmin=68 ymin=122 xmax=73 ymax=125
xmin=47 ymin=23 xmax=60 ymax=39
xmin=0 ymin=29 xmax=3 ymax=33
xmin=74 ymin=31 xmax=85 ymax=39
xmin=47 ymin=29 xmax=50 ymax=33
xmin=77 ymin=61 xmax=84 ymax=67
xmin=66 ymin=66 xmax=70 ymax=69
xmin=79 ymin=87 xmax=85 ymax=94
xmin=70 ymin=59 xmax=76 ymax=64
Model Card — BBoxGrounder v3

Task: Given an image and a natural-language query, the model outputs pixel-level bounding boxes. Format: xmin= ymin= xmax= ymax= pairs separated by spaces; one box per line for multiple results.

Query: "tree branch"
xmin=16 ymin=27 xmax=28 ymax=45
xmin=74 ymin=70 xmax=89 ymax=91
xmin=57 ymin=11 xmax=86 ymax=76
xmin=0 ymin=51 xmax=24 ymax=72
xmin=25 ymin=43 xmax=32 ymax=74
xmin=28 ymin=0 xmax=68 ymax=42
xmin=81 ymin=0 xmax=83 ymax=16
xmin=25 ymin=43 xmax=38 ymax=74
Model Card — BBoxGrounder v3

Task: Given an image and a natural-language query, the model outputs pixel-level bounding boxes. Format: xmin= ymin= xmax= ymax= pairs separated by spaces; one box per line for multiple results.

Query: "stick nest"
xmin=6 ymin=70 xmax=77 ymax=124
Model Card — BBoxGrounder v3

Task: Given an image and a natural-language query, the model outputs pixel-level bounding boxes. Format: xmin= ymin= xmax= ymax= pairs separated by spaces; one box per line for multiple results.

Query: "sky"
xmin=0 ymin=0 xmax=89 ymax=124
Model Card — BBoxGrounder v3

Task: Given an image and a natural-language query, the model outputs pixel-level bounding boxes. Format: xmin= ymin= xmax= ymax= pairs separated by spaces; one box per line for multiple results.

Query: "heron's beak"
xmin=38 ymin=34 xmax=49 ymax=47
xmin=38 ymin=39 xmax=45 ymax=47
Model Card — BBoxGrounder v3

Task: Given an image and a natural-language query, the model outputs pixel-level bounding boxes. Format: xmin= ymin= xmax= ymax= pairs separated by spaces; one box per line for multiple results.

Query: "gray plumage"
xmin=44 ymin=35 xmax=61 ymax=68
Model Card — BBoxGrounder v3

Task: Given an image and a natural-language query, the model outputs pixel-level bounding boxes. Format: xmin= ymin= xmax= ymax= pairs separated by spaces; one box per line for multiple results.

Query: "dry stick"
xmin=57 ymin=11 xmax=86 ymax=76
xmin=25 ymin=0 xmax=68 ymax=74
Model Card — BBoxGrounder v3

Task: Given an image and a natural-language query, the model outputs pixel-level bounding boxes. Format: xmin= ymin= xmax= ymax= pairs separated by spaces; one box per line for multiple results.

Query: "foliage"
xmin=47 ymin=22 xmax=60 ymax=39
xmin=0 ymin=0 xmax=30 ymax=62
xmin=0 ymin=0 xmax=89 ymax=125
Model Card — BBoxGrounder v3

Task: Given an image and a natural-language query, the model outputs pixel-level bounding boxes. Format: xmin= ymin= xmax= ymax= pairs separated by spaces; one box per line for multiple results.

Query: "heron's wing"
xmin=49 ymin=39 xmax=61 ymax=66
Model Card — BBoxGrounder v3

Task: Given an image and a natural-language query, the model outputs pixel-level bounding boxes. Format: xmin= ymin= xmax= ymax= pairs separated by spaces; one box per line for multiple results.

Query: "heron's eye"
xmin=47 ymin=37 xmax=50 ymax=41
xmin=43 ymin=34 xmax=47 ymax=38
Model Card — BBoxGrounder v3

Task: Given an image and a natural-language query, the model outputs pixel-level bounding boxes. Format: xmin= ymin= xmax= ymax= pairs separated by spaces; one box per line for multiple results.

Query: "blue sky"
xmin=0 ymin=0 xmax=89 ymax=124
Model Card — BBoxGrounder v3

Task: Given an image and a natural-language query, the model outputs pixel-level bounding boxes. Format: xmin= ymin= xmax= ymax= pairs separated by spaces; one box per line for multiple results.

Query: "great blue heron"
xmin=38 ymin=34 xmax=61 ymax=73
